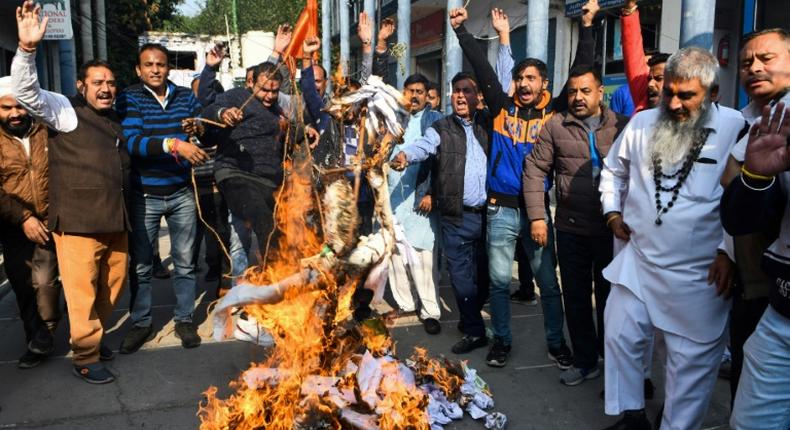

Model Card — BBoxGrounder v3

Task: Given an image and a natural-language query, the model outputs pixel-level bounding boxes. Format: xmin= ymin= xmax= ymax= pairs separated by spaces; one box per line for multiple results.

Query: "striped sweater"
xmin=115 ymin=82 xmax=202 ymax=195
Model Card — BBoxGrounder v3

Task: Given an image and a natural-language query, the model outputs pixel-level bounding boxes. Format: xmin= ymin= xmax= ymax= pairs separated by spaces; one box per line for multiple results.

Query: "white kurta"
xmin=599 ymin=104 xmax=746 ymax=343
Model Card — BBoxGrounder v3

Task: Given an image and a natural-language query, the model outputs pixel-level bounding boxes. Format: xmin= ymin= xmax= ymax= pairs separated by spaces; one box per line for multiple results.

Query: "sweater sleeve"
xmin=373 ymin=50 xmax=391 ymax=81
xmin=116 ymin=91 xmax=166 ymax=157
xmin=197 ymin=65 xmax=223 ymax=106
xmin=523 ymin=119 xmax=556 ymax=221
xmin=455 ymin=25 xmax=510 ymax=115
xmin=622 ymin=11 xmax=650 ymax=113
xmin=299 ymin=64 xmax=326 ymax=128
xmin=721 ymin=175 xmax=785 ymax=236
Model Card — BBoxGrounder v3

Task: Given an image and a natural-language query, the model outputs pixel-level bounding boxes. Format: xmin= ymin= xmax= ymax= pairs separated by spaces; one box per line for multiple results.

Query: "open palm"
xmin=17 ymin=0 xmax=48 ymax=50
xmin=744 ymin=103 xmax=790 ymax=177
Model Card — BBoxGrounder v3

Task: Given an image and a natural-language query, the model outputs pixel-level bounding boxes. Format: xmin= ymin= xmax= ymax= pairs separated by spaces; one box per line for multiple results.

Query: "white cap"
xmin=0 ymin=76 xmax=13 ymax=98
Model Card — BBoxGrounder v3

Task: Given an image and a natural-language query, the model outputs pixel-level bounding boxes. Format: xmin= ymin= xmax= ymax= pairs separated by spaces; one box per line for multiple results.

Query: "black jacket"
xmin=430 ymin=111 xmax=491 ymax=226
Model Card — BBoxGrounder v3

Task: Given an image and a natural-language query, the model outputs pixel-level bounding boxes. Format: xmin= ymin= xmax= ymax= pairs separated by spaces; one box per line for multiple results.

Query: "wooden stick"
xmin=193 ymin=117 xmax=227 ymax=128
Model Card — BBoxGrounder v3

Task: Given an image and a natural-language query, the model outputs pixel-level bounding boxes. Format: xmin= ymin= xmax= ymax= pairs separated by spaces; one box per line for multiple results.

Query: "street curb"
xmin=0 ymin=280 xmax=10 ymax=301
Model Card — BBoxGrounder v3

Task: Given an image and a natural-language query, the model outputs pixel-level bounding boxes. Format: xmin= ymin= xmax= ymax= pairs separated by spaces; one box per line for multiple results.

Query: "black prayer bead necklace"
xmin=650 ymin=129 xmax=711 ymax=225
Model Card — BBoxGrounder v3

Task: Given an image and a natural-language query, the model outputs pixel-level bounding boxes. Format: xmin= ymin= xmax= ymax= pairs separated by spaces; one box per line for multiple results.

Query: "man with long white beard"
xmin=599 ymin=47 xmax=745 ymax=430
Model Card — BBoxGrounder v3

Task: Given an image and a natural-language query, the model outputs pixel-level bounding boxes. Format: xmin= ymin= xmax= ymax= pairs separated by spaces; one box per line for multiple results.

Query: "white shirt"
xmin=11 ymin=48 xmax=78 ymax=133
xmin=731 ymin=92 xmax=790 ymax=162
xmin=599 ymin=105 xmax=746 ymax=343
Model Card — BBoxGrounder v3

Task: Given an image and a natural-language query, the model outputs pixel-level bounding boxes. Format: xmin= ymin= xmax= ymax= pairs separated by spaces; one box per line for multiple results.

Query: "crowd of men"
xmin=1 ymin=0 xmax=789 ymax=428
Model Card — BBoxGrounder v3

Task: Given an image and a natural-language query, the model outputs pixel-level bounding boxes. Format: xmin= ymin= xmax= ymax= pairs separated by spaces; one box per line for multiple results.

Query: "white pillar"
xmin=396 ymin=0 xmax=411 ymax=88
xmin=79 ymin=0 xmax=93 ymax=61
xmin=322 ymin=0 xmax=331 ymax=78
xmin=443 ymin=0 xmax=463 ymax=114
xmin=680 ymin=0 xmax=716 ymax=50
xmin=340 ymin=0 xmax=350 ymax=74
xmin=95 ymin=0 xmax=107 ymax=60
xmin=527 ymin=0 xmax=549 ymax=62
xmin=364 ymin=0 xmax=376 ymax=45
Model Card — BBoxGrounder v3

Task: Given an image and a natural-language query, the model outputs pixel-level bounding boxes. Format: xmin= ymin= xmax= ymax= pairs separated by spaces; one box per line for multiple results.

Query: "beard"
xmin=1 ymin=115 xmax=32 ymax=138
xmin=649 ymin=101 xmax=711 ymax=172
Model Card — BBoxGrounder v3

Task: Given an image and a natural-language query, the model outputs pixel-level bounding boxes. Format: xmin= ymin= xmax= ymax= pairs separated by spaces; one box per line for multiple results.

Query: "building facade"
xmin=327 ymin=0 xmax=787 ymax=112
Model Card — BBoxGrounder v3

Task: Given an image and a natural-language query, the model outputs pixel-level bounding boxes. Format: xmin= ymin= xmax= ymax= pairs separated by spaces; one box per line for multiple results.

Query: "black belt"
xmin=463 ymin=205 xmax=484 ymax=213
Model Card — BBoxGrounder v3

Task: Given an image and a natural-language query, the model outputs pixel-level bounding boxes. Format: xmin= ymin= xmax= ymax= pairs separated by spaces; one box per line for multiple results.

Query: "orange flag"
xmin=283 ymin=0 xmax=318 ymax=62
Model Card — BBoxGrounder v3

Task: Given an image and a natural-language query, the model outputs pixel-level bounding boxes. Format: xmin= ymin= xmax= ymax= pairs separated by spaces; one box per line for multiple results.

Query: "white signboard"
xmin=41 ymin=0 xmax=73 ymax=40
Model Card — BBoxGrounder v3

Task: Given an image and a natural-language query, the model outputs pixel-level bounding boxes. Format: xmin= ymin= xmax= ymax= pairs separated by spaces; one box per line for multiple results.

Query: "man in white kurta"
xmin=599 ymin=47 xmax=745 ymax=430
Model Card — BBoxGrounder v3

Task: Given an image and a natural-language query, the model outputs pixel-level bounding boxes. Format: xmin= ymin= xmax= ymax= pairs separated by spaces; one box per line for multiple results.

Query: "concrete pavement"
xmin=0 ymin=232 xmax=732 ymax=429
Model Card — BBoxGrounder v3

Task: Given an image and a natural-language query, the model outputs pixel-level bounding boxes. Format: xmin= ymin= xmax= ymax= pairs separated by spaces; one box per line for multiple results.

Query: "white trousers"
xmin=388 ymin=248 xmax=440 ymax=320
xmin=604 ymin=284 xmax=726 ymax=430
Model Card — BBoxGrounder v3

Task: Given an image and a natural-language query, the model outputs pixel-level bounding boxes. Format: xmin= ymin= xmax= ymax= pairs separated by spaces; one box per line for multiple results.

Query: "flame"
xmin=199 ymin=81 xmax=456 ymax=430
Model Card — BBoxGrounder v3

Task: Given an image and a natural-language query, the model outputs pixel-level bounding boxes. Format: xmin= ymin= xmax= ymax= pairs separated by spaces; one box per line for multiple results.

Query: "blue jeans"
xmin=441 ymin=212 xmax=487 ymax=338
xmin=731 ymin=305 xmax=790 ymax=430
xmin=129 ymin=188 xmax=197 ymax=327
xmin=486 ymin=204 xmax=565 ymax=347
xmin=228 ymin=212 xmax=250 ymax=279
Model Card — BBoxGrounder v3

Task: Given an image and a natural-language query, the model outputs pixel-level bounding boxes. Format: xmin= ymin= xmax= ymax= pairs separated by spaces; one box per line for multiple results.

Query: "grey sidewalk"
xmin=0 ymin=240 xmax=732 ymax=429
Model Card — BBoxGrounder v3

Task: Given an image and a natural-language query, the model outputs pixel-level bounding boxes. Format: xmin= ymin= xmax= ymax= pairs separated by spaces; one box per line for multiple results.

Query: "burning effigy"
xmin=198 ymin=75 xmax=506 ymax=430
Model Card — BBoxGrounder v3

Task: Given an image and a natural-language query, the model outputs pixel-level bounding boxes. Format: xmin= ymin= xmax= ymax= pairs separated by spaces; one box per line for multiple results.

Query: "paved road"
xmin=0 ymin=232 xmax=732 ymax=429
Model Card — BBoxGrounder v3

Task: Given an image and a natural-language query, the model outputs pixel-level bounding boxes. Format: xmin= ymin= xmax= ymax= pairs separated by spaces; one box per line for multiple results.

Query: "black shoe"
xmin=120 ymin=325 xmax=153 ymax=354
xmin=451 ymin=335 xmax=488 ymax=354
xmin=548 ymin=344 xmax=573 ymax=370
xmin=18 ymin=350 xmax=45 ymax=369
xmin=422 ymin=318 xmax=441 ymax=335
xmin=486 ymin=338 xmax=511 ymax=367
xmin=174 ymin=322 xmax=201 ymax=349
xmin=28 ymin=327 xmax=54 ymax=355
xmin=153 ymin=261 xmax=170 ymax=279
xmin=100 ymin=344 xmax=115 ymax=361
xmin=510 ymin=290 xmax=538 ymax=305
xmin=204 ymin=266 xmax=220 ymax=283
xmin=644 ymin=378 xmax=655 ymax=400
xmin=73 ymin=362 xmax=115 ymax=384
xmin=602 ymin=409 xmax=651 ymax=430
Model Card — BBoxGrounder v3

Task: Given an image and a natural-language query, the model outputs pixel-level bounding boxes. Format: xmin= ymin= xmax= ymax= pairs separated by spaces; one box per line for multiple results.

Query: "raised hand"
xmin=206 ymin=44 xmax=225 ymax=68
xmin=491 ymin=8 xmax=510 ymax=35
xmin=378 ymin=17 xmax=395 ymax=41
xmin=744 ymin=103 xmax=790 ymax=177
xmin=16 ymin=0 xmax=48 ymax=51
xmin=303 ymin=36 xmax=320 ymax=56
xmin=581 ymin=0 xmax=600 ymax=27
xmin=273 ymin=24 xmax=293 ymax=55
xmin=358 ymin=12 xmax=372 ymax=44
xmin=449 ymin=7 xmax=468 ymax=30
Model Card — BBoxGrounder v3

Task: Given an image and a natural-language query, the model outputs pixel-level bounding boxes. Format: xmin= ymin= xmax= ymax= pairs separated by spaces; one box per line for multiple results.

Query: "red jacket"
xmin=622 ymin=11 xmax=650 ymax=114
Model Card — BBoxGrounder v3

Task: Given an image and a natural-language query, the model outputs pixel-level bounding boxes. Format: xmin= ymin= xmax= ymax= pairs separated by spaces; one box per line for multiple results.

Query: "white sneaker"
xmin=234 ymin=315 xmax=274 ymax=346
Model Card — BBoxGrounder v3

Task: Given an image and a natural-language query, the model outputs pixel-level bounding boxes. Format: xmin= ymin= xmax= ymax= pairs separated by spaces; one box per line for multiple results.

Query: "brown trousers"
xmin=52 ymin=231 xmax=128 ymax=365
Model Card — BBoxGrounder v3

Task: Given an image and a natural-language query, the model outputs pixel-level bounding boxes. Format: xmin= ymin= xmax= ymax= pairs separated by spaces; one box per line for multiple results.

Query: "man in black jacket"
xmin=723 ymin=104 xmax=790 ymax=430
xmin=203 ymin=62 xmax=286 ymax=253
xmin=392 ymin=72 xmax=490 ymax=355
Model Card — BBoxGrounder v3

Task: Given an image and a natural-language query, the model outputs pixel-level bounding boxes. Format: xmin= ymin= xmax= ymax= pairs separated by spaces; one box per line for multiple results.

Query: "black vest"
xmin=432 ymin=112 xmax=490 ymax=225
xmin=48 ymin=97 xmax=130 ymax=233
